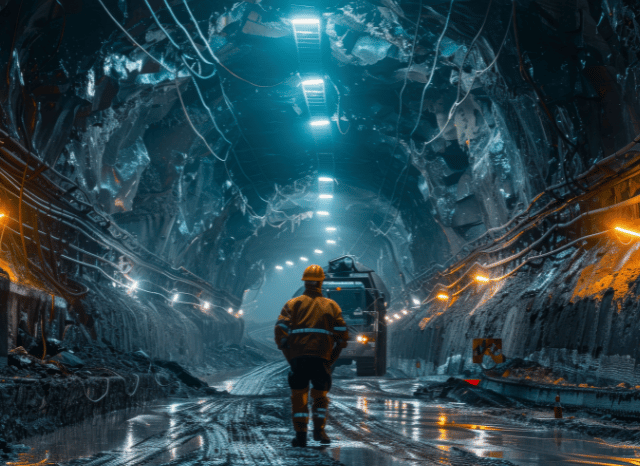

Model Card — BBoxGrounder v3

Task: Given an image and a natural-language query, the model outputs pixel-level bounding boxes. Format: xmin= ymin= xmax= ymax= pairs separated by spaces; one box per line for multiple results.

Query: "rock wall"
xmin=390 ymin=239 xmax=640 ymax=386
xmin=0 ymin=375 xmax=165 ymax=442
xmin=2 ymin=278 xmax=244 ymax=367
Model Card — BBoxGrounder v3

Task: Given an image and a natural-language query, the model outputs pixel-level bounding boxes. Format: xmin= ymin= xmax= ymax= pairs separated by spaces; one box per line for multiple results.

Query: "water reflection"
xmin=13 ymin=402 xmax=184 ymax=466
xmin=372 ymin=396 xmax=640 ymax=466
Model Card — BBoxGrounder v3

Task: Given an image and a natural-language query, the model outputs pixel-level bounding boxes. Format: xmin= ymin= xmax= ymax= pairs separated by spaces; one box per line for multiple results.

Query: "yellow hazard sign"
xmin=472 ymin=338 xmax=506 ymax=364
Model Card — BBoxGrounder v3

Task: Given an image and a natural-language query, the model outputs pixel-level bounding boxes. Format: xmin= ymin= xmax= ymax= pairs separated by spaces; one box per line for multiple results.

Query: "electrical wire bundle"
xmin=0 ymin=129 xmax=241 ymax=318
xmin=395 ymin=131 xmax=640 ymax=310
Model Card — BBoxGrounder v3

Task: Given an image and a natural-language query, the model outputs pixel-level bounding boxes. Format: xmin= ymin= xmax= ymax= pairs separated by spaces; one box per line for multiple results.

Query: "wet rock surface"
xmin=0 ymin=331 xmax=275 ymax=446
xmin=415 ymin=377 xmax=519 ymax=408
xmin=12 ymin=366 xmax=640 ymax=466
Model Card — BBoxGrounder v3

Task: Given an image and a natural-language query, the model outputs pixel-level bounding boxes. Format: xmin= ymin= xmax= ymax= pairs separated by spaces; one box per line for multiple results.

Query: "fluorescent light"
xmin=310 ymin=119 xmax=330 ymax=127
xmin=300 ymin=256 xmax=309 ymax=262
xmin=172 ymin=294 xmax=179 ymax=302
xmin=326 ymin=227 xmax=337 ymax=232
xmin=292 ymin=18 xmax=320 ymax=25
xmin=412 ymin=298 xmax=420 ymax=305
xmin=202 ymin=301 xmax=211 ymax=310
xmin=275 ymin=265 xmax=284 ymax=270
xmin=475 ymin=275 xmax=490 ymax=283
xmin=302 ymin=78 xmax=323 ymax=86
xmin=326 ymin=240 xmax=336 ymax=244
xmin=314 ymin=249 xmax=323 ymax=254
xmin=228 ymin=307 xmax=233 ymax=314
xmin=286 ymin=261 xmax=294 ymax=266
xmin=318 ymin=177 xmax=334 ymax=182
xmin=615 ymin=226 xmax=640 ymax=238
xmin=316 ymin=211 xmax=330 ymax=216
xmin=319 ymin=194 xmax=333 ymax=199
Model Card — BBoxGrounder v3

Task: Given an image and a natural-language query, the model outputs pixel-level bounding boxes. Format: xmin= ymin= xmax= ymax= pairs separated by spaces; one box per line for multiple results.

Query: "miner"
xmin=274 ymin=264 xmax=349 ymax=447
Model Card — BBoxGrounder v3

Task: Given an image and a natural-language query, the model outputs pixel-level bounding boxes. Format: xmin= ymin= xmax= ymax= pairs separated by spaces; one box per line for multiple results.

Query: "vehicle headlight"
xmin=356 ymin=335 xmax=368 ymax=344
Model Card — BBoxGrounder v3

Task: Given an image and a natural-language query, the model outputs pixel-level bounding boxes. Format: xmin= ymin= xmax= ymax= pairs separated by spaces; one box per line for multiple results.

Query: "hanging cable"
xmin=409 ymin=0 xmax=456 ymax=137
xmin=173 ymin=76 xmax=229 ymax=162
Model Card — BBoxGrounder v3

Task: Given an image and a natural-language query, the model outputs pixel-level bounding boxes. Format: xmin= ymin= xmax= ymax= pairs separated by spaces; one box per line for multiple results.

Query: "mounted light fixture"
xmin=286 ymin=261 xmax=294 ymax=267
xmin=300 ymin=256 xmax=309 ymax=262
xmin=318 ymin=177 xmax=334 ymax=182
xmin=128 ymin=281 xmax=138 ymax=294
xmin=228 ymin=307 xmax=233 ymax=314
xmin=310 ymin=119 xmax=330 ymax=127
xmin=316 ymin=211 xmax=329 ymax=216
xmin=394 ymin=313 xmax=401 ymax=320
xmin=326 ymin=227 xmax=337 ymax=232
xmin=292 ymin=18 xmax=320 ymax=25
xmin=172 ymin=294 xmax=179 ymax=302
xmin=275 ymin=265 xmax=284 ymax=270
xmin=326 ymin=240 xmax=336 ymax=244
xmin=314 ymin=249 xmax=323 ymax=254
xmin=302 ymin=78 xmax=323 ymax=86
xmin=402 ymin=309 xmax=408 ymax=315
xmin=412 ymin=298 xmax=420 ymax=305
xmin=319 ymin=194 xmax=333 ymax=199
xmin=202 ymin=301 xmax=211 ymax=310
xmin=436 ymin=293 xmax=449 ymax=301
xmin=475 ymin=275 xmax=490 ymax=283
xmin=615 ymin=226 xmax=640 ymax=238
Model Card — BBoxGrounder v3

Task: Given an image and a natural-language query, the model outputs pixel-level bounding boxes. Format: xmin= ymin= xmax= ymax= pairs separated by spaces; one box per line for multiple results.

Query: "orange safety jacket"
xmin=274 ymin=286 xmax=349 ymax=362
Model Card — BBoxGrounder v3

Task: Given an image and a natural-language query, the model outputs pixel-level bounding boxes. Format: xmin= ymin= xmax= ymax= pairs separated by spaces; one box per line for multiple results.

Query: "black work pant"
xmin=287 ymin=357 xmax=332 ymax=432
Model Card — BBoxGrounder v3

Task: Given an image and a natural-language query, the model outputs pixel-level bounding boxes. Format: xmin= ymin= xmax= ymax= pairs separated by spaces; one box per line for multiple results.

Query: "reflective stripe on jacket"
xmin=274 ymin=287 xmax=349 ymax=361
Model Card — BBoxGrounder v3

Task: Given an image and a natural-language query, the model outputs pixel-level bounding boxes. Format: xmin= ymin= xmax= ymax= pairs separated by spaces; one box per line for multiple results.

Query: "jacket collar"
xmin=303 ymin=286 xmax=323 ymax=298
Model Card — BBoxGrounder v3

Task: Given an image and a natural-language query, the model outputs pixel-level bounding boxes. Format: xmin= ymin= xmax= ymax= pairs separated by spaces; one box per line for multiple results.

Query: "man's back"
xmin=275 ymin=288 xmax=348 ymax=361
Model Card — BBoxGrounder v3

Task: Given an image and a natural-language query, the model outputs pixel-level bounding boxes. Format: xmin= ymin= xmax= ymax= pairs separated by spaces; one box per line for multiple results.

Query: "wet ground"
xmin=9 ymin=361 xmax=640 ymax=466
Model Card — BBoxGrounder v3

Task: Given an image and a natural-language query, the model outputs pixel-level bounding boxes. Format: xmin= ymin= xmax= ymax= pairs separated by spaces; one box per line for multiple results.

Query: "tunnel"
xmin=1 ymin=0 xmax=640 ymax=464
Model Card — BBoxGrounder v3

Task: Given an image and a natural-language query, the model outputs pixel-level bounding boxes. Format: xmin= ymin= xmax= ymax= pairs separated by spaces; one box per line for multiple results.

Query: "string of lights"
xmin=0 ymin=143 xmax=242 ymax=312
xmin=391 ymin=194 xmax=640 ymax=322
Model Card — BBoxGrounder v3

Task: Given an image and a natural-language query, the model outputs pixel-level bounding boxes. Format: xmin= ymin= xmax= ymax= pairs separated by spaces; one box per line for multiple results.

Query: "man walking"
xmin=274 ymin=264 xmax=349 ymax=447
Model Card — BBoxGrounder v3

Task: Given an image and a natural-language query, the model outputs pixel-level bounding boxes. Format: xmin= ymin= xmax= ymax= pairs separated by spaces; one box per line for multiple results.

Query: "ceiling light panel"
xmin=310 ymin=119 xmax=330 ymax=127
xmin=301 ymin=78 xmax=326 ymax=117
xmin=292 ymin=17 xmax=322 ymax=69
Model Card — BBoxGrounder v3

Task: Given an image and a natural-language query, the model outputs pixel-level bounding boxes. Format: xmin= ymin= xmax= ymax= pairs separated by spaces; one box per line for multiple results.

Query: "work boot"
xmin=291 ymin=431 xmax=307 ymax=447
xmin=313 ymin=427 xmax=331 ymax=445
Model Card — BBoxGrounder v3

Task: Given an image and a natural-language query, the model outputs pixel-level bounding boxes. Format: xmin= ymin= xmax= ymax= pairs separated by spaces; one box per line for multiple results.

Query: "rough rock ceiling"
xmin=0 ymin=0 xmax=638 ymax=309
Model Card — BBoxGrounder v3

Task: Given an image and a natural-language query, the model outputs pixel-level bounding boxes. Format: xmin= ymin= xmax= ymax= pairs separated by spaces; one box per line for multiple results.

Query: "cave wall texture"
xmin=0 ymin=0 xmax=640 ymax=366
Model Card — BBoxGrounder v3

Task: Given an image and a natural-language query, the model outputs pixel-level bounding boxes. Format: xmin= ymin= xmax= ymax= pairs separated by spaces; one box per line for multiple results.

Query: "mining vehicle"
xmin=294 ymin=255 xmax=388 ymax=376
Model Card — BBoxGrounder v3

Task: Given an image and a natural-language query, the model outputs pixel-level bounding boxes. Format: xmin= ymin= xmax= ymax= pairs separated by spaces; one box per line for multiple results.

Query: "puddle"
xmin=356 ymin=396 xmax=640 ymax=466
xmin=8 ymin=400 xmax=196 ymax=466
xmin=331 ymin=445 xmax=419 ymax=466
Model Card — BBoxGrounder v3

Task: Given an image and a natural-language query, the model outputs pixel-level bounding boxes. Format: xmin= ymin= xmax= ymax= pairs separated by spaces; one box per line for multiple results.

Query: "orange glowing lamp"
xmin=475 ymin=275 xmax=490 ymax=283
xmin=615 ymin=226 xmax=640 ymax=238
xmin=436 ymin=293 xmax=449 ymax=301
xmin=0 ymin=213 xmax=5 ymax=219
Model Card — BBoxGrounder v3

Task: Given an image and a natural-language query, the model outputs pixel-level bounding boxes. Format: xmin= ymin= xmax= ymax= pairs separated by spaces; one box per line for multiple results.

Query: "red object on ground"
xmin=465 ymin=379 xmax=480 ymax=386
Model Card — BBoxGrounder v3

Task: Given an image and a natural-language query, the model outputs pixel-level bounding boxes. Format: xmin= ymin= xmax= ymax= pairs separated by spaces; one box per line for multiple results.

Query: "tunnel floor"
xmin=10 ymin=361 xmax=640 ymax=466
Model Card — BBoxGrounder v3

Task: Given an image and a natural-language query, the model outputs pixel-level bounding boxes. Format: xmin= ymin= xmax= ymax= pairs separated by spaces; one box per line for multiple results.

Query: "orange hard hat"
xmin=302 ymin=264 xmax=325 ymax=281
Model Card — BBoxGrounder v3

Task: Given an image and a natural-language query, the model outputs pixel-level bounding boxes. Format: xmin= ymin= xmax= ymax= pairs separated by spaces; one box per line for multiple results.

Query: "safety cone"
xmin=554 ymin=395 xmax=563 ymax=419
